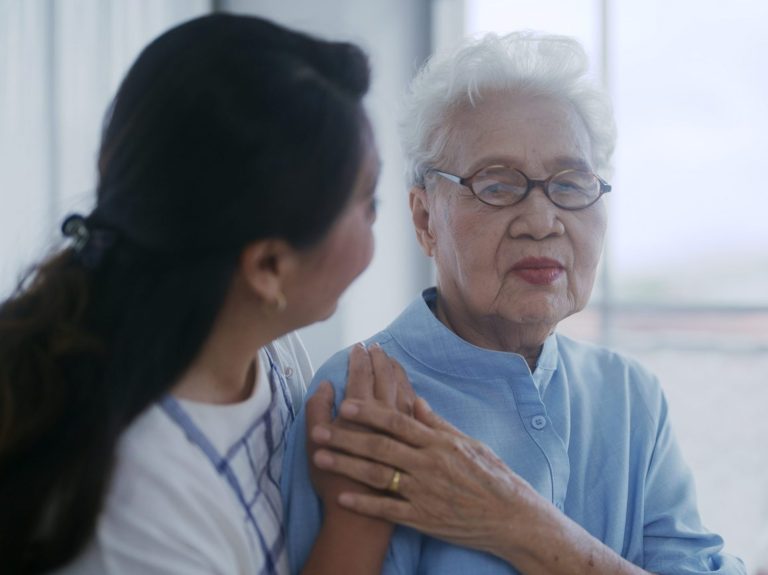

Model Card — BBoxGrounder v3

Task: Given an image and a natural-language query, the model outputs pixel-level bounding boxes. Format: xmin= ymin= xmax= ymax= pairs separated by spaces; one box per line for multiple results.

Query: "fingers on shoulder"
xmin=342 ymin=400 xmax=432 ymax=447
xmin=346 ymin=343 xmax=374 ymax=400
xmin=392 ymin=359 xmax=416 ymax=415
xmin=369 ymin=344 xmax=397 ymax=405
xmin=414 ymin=398 xmax=463 ymax=437
xmin=305 ymin=380 xmax=335 ymax=428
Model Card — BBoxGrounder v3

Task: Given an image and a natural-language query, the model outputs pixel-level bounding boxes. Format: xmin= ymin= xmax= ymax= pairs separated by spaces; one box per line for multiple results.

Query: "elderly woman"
xmin=282 ymin=32 xmax=745 ymax=574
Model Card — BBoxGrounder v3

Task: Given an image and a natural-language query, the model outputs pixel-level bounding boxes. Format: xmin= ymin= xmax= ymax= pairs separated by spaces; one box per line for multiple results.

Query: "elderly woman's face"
xmin=415 ymin=93 xmax=607 ymax=334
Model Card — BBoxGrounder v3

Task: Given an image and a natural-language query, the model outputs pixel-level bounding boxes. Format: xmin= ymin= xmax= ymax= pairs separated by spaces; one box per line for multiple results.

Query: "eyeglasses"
xmin=427 ymin=165 xmax=612 ymax=210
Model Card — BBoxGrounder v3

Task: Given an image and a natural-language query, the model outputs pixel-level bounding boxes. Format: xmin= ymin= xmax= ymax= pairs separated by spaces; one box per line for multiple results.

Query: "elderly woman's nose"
xmin=507 ymin=187 xmax=566 ymax=239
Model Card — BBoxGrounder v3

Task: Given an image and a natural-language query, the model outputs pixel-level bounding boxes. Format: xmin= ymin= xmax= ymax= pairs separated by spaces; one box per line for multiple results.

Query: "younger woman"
xmin=0 ymin=14 xmax=392 ymax=574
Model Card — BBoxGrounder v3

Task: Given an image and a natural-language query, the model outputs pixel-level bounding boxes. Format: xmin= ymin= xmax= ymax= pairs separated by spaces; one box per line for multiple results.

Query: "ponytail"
xmin=0 ymin=243 xmax=238 ymax=572
xmin=0 ymin=250 xmax=112 ymax=572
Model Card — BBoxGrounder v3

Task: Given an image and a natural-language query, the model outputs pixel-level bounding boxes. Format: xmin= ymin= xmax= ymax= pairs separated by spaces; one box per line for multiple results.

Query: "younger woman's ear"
xmin=239 ymin=239 xmax=298 ymax=305
xmin=409 ymin=186 xmax=436 ymax=257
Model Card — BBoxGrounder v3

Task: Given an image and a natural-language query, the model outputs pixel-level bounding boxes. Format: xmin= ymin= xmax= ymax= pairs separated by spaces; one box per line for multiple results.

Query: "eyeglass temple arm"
xmin=429 ymin=169 xmax=464 ymax=186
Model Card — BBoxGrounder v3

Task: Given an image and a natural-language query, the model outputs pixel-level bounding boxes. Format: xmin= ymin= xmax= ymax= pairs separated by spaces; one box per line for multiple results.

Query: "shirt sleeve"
xmin=641 ymin=390 xmax=746 ymax=575
xmin=274 ymin=331 xmax=313 ymax=410
xmin=281 ymin=350 xmax=348 ymax=573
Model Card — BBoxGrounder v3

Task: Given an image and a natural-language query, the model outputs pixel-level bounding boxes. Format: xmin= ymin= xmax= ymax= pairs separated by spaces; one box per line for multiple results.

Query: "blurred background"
xmin=2 ymin=0 xmax=767 ymax=570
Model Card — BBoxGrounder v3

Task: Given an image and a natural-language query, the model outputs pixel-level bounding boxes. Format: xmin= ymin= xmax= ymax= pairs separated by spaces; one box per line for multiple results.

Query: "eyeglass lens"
xmin=471 ymin=167 xmax=601 ymax=209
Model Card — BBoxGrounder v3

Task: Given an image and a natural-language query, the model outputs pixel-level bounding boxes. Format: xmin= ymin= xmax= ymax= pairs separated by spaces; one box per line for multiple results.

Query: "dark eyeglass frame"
xmin=427 ymin=165 xmax=612 ymax=211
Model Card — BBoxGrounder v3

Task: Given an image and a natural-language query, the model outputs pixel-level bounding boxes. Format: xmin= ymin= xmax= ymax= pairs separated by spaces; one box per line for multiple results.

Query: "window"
xmin=456 ymin=0 xmax=768 ymax=566
xmin=0 ymin=0 xmax=210 ymax=295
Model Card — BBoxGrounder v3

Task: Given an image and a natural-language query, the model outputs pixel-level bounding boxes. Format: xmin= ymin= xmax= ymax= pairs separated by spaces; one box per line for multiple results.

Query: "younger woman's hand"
xmin=304 ymin=344 xmax=413 ymax=514
xmin=302 ymin=344 xmax=418 ymax=574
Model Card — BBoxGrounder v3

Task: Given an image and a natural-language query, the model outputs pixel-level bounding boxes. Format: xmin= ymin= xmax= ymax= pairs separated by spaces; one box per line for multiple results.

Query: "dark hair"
xmin=0 ymin=14 xmax=370 ymax=573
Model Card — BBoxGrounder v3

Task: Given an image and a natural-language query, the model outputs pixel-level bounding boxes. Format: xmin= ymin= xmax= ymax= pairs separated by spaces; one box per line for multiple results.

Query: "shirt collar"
xmin=387 ymin=287 xmax=559 ymax=385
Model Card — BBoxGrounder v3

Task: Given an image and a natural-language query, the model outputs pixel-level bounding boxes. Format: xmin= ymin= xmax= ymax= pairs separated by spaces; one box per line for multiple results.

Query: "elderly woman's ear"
xmin=409 ymin=186 xmax=436 ymax=257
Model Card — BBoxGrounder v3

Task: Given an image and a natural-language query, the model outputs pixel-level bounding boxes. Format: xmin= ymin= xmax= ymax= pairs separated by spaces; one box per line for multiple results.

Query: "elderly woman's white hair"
xmin=400 ymin=31 xmax=617 ymax=187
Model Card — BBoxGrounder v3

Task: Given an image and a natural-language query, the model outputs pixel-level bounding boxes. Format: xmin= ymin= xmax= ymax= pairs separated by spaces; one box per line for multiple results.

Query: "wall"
xmin=219 ymin=0 xmax=434 ymax=367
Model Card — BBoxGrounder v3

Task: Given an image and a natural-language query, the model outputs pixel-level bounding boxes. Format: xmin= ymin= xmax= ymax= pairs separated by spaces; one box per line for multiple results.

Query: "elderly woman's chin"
xmin=494 ymin=286 xmax=586 ymax=329
xmin=435 ymin=275 xmax=593 ymax=351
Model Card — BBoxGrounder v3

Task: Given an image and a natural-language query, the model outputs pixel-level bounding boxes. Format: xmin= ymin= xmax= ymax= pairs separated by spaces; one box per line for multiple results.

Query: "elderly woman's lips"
xmin=511 ymin=257 xmax=564 ymax=285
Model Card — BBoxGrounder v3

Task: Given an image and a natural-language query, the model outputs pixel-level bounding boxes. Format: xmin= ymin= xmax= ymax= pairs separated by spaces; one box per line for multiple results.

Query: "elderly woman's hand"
xmin=309 ymin=395 xmax=540 ymax=555
xmin=310 ymin=397 xmax=650 ymax=574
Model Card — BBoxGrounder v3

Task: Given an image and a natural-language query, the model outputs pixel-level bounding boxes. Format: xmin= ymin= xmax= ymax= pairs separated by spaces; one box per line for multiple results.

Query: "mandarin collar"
xmin=386 ymin=287 xmax=559 ymax=384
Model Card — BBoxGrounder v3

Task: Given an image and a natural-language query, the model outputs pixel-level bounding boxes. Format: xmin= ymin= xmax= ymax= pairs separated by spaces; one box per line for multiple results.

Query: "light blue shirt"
xmin=282 ymin=288 xmax=745 ymax=574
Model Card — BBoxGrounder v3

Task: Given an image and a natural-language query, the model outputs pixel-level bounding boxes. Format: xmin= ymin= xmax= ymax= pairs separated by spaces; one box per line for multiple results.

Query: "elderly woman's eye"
xmin=479 ymin=183 xmax=504 ymax=195
xmin=477 ymin=181 xmax=519 ymax=196
xmin=551 ymin=175 xmax=594 ymax=197
xmin=551 ymin=181 xmax=584 ymax=193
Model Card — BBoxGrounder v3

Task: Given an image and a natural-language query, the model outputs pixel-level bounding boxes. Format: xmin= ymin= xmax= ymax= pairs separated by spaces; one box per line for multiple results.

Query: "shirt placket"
xmin=509 ymin=376 xmax=570 ymax=510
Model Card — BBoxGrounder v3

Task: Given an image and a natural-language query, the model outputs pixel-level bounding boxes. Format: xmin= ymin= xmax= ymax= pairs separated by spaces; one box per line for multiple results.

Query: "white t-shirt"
xmin=57 ymin=333 xmax=312 ymax=575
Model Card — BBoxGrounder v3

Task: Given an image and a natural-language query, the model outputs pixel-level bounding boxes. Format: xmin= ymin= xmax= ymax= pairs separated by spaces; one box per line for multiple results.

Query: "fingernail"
xmin=370 ymin=342 xmax=381 ymax=350
xmin=356 ymin=342 xmax=366 ymax=350
xmin=340 ymin=401 xmax=359 ymax=417
xmin=338 ymin=493 xmax=354 ymax=507
xmin=311 ymin=425 xmax=331 ymax=442
xmin=314 ymin=450 xmax=334 ymax=467
xmin=417 ymin=397 xmax=432 ymax=412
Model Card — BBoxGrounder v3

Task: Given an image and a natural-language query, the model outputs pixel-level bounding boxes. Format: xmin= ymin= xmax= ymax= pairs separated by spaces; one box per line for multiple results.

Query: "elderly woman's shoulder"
xmin=308 ymin=332 xmax=395 ymax=394
xmin=554 ymin=333 xmax=666 ymax=417
xmin=555 ymin=332 xmax=652 ymax=372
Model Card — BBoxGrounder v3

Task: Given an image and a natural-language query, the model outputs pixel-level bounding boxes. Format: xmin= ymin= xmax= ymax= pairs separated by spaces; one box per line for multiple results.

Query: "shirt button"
xmin=284 ymin=367 xmax=294 ymax=377
xmin=531 ymin=415 xmax=547 ymax=430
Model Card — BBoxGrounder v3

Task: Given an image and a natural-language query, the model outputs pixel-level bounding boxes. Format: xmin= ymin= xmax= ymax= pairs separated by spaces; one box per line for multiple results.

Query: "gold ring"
xmin=387 ymin=469 xmax=402 ymax=493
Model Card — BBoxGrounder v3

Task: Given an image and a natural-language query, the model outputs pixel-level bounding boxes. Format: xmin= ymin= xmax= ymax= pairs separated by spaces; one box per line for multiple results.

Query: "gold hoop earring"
xmin=270 ymin=292 xmax=287 ymax=313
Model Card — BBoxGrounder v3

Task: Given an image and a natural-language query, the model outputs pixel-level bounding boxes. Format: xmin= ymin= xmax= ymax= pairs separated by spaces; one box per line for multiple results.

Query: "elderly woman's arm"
xmin=308 ymin=394 xmax=653 ymax=575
